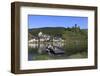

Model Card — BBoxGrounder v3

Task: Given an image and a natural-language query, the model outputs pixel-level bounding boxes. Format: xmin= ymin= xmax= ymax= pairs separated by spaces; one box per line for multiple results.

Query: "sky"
xmin=28 ymin=15 xmax=88 ymax=29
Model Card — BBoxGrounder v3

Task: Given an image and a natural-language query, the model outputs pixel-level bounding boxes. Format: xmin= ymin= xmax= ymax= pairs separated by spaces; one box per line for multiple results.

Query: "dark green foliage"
xmin=62 ymin=26 xmax=87 ymax=56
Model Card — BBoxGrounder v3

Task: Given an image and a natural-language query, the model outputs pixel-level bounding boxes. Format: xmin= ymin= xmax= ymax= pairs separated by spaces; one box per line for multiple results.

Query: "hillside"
xmin=28 ymin=27 xmax=87 ymax=39
xmin=29 ymin=27 xmax=66 ymax=37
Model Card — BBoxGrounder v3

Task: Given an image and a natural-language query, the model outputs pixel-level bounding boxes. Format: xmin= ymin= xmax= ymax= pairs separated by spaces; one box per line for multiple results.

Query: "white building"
xmin=38 ymin=32 xmax=51 ymax=42
xmin=53 ymin=37 xmax=64 ymax=42
xmin=28 ymin=37 xmax=38 ymax=43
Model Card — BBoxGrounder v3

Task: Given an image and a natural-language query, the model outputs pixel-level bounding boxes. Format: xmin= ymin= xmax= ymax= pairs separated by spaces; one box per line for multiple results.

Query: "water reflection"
xmin=29 ymin=42 xmax=64 ymax=48
xmin=29 ymin=42 xmax=65 ymax=54
xmin=28 ymin=40 xmax=87 ymax=60
xmin=28 ymin=42 xmax=64 ymax=60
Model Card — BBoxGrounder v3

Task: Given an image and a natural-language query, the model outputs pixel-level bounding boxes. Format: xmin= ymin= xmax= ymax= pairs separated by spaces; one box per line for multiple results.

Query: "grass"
xmin=33 ymin=54 xmax=52 ymax=60
xmin=31 ymin=51 xmax=87 ymax=60
xmin=68 ymin=51 xmax=88 ymax=59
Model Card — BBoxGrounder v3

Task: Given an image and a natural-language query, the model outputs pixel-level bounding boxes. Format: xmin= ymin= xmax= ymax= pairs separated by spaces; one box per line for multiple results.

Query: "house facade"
xmin=28 ymin=31 xmax=64 ymax=43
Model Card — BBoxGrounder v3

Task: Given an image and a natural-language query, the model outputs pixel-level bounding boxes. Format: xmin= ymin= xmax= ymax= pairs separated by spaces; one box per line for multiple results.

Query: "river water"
xmin=28 ymin=41 xmax=87 ymax=61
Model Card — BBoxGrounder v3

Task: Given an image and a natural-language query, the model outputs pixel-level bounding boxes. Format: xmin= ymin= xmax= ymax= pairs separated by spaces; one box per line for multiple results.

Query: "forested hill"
xmin=29 ymin=27 xmax=66 ymax=36
xmin=28 ymin=27 xmax=88 ymax=41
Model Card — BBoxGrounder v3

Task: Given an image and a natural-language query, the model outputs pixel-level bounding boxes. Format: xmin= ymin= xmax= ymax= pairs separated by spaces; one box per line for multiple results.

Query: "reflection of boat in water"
xmin=45 ymin=44 xmax=65 ymax=55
